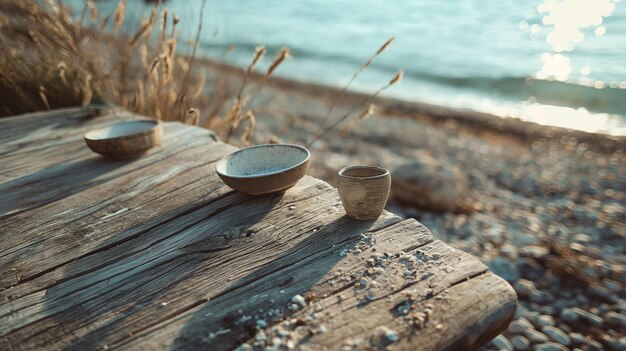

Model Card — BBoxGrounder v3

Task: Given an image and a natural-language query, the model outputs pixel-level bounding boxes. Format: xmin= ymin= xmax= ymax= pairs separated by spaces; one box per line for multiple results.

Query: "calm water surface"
xmin=72 ymin=0 xmax=626 ymax=135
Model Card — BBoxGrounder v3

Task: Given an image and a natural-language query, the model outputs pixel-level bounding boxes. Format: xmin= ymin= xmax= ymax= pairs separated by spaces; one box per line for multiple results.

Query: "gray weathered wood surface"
xmin=0 ymin=107 xmax=516 ymax=351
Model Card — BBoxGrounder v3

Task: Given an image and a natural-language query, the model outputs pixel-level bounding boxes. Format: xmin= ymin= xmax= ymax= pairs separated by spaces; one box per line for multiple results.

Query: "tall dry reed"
xmin=307 ymin=37 xmax=401 ymax=146
xmin=0 ymin=0 xmax=288 ymax=145
xmin=0 ymin=0 xmax=398 ymax=148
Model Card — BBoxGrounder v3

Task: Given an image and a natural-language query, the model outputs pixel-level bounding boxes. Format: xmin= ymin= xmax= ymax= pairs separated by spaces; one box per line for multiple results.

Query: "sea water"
xmin=68 ymin=0 xmax=626 ymax=135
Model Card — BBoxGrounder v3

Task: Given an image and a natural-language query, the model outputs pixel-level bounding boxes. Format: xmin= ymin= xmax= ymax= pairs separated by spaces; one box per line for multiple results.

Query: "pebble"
xmin=523 ymin=311 xmax=541 ymax=326
xmin=607 ymin=337 xmax=626 ymax=351
xmin=586 ymin=339 xmax=603 ymax=350
xmin=384 ymin=329 xmax=399 ymax=342
xmin=485 ymin=224 xmax=506 ymax=245
xmin=235 ymin=343 xmax=253 ymax=351
xmin=605 ymin=280 xmax=623 ymax=294
xmin=524 ymin=330 xmax=549 ymax=344
xmin=372 ymin=326 xmax=399 ymax=345
xmin=572 ymin=233 xmax=592 ymax=243
xmin=514 ymin=279 xmax=537 ymax=298
xmin=491 ymin=335 xmax=514 ymax=351
xmin=540 ymin=305 xmax=554 ymax=316
xmin=569 ymin=333 xmax=585 ymax=345
xmin=542 ymin=326 xmax=571 ymax=346
xmin=291 ymin=294 xmax=306 ymax=308
xmin=531 ymin=291 xmax=552 ymax=304
xmin=561 ymin=307 xmax=603 ymax=326
xmin=486 ymin=257 xmax=520 ymax=282
xmin=589 ymin=285 xmax=615 ymax=302
xmin=508 ymin=318 xmax=533 ymax=334
xmin=614 ymin=337 xmax=626 ymax=350
xmin=559 ymin=308 xmax=579 ymax=323
xmin=511 ymin=335 xmax=530 ymax=350
xmin=500 ymin=244 xmax=519 ymax=259
xmin=604 ymin=311 xmax=626 ymax=328
xmin=534 ymin=342 xmax=569 ymax=351
xmin=519 ymin=245 xmax=549 ymax=259
xmin=536 ymin=315 xmax=555 ymax=327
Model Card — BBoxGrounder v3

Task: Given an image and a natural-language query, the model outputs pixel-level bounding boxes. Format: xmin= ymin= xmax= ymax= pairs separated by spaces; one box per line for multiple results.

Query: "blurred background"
xmin=67 ymin=0 xmax=626 ymax=135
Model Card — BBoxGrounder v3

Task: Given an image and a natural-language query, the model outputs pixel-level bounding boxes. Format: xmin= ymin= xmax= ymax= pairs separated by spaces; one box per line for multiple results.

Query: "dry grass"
xmin=0 ymin=0 xmax=400 ymax=147
xmin=0 ymin=0 xmax=287 ymax=145
xmin=308 ymin=38 xmax=403 ymax=146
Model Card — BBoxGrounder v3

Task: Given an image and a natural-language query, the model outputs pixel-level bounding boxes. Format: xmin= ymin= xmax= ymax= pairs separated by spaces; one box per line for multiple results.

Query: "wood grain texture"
xmin=0 ymin=107 xmax=516 ymax=351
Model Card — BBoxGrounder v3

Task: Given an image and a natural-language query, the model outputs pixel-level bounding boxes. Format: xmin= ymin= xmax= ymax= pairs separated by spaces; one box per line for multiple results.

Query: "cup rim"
xmin=338 ymin=165 xmax=390 ymax=180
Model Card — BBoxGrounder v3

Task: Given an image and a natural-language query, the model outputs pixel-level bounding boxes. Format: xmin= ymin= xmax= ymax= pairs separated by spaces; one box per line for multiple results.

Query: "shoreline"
xmin=199 ymin=57 xmax=626 ymax=154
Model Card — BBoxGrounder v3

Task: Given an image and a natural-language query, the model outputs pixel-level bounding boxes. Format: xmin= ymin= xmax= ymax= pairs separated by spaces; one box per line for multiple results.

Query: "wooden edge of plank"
xmin=233 ymin=218 xmax=518 ymax=351
xmin=0 ymin=106 xmax=110 ymax=124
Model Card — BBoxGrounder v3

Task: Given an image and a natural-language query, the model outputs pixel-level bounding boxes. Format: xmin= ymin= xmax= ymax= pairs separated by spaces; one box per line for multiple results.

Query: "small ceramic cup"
xmin=336 ymin=165 xmax=391 ymax=220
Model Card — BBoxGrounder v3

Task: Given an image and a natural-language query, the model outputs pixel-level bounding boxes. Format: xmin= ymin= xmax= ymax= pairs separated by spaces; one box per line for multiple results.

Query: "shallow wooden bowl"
xmin=216 ymin=144 xmax=310 ymax=195
xmin=84 ymin=120 xmax=162 ymax=159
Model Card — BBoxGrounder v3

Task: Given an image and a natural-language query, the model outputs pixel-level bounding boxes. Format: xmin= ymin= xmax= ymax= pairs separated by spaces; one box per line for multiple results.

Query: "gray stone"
xmin=485 ymin=224 xmax=506 ymax=245
xmin=605 ymin=280 xmax=623 ymax=294
xmin=510 ymin=231 xmax=540 ymax=246
xmin=531 ymin=290 xmax=552 ymax=304
xmin=491 ymin=334 xmax=514 ymax=351
xmin=523 ymin=311 xmax=541 ymax=328
xmin=606 ymin=336 xmax=625 ymax=351
xmin=589 ymin=285 xmax=615 ymax=303
xmin=569 ymin=242 xmax=585 ymax=253
xmin=572 ymin=307 xmax=604 ymax=327
xmin=604 ymin=311 xmax=626 ymax=328
xmin=508 ymin=318 xmax=533 ymax=334
xmin=560 ymin=308 xmax=579 ymax=323
xmin=572 ymin=233 xmax=592 ymax=243
xmin=392 ymin=153 xmax=468 ymax=212
xmin=519 ymin=245 xmax=549 ymax=259
xmin=540 ymin=305 xmax=554 ymax=316
xmin=575 ymin=293 xmax=588 ymax=305
xmin=584 ymin=312 xmax=604 ymax=327
xmin=562 ymin=307 xmax=603 ymax=326
xmin=569 ymin=332 xmax=585 ymax=345
xmin=616 ymin=336 xmax=626 ymax=351
xmin=542 ymin=326 xmax=571 ymax=346
xmin=515 ymin=304 xmax=530 ymax=319
xmin=512 ymin=335 xmax=530 ymax=350
xmin=514 ymin=279 xmax=537 ymax=298
xmin=536 ymin=315 xmax=555 ymax=327
xmin=558 ymin=323 xmax=572 ymax=333
xmin=586 ymin=338 xmax=603 ymax=350
xmin=487 ymin=257 xmax=520 ymax=282
xmin=524 ymin=329 xmax=549 ymax=344
xmin=501 ymin=244 xmax=519 ymax=259
xmin=597 ymin=305 xmax=610 ymax=316
xmin=533 ymin=342 xmax=568 ymax=351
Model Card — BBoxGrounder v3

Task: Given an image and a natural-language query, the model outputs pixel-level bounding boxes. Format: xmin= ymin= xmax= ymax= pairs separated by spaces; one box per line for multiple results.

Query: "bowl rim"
xmin=215 ymin=143 xmax=311 ymax=179
xmin=84 ymin=119 xmax=161 ymax=142
xmin=338 ymin=165 xmax=389 ymax=180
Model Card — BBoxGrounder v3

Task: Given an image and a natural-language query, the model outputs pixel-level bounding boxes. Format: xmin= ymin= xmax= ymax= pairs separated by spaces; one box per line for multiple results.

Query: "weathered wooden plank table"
xmin=0 ymin=107 xmax=516 ymax=351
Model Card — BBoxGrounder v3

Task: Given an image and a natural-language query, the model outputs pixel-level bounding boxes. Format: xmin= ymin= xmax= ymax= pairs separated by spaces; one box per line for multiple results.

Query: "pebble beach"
xmin=221 ymin=70 xmax=626 ymax=350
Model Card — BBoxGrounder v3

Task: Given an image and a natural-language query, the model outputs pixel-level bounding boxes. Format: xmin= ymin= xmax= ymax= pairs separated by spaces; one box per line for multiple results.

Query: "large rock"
xmin=392 ymin=152 xmax=468 ymax=212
